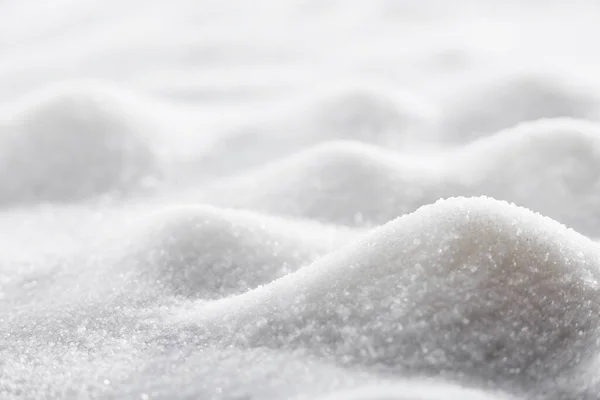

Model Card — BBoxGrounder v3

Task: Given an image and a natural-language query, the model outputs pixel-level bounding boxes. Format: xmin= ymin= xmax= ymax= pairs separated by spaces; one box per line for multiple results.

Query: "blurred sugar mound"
xmin=295 ymin=87 xmax=437 ymax=145
xmin=457 ymin=118 xmax=600 ymax=235
xmin=0 ymin=83 xmax=161 ymax=205
xmin=204 ymin=118 xmax=600 ymax=235
xmin=204 ymin=140 xmax=452 ymax=226
xmin=200 ymin=86 xmax=438 ymax=176
xmin=441 ymin=73 xmax=600 ymax=143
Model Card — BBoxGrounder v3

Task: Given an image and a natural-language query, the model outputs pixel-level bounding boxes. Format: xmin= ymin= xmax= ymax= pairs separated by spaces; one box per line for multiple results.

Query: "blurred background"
xmin=3 ymin=0 xmax=599 ymax=134
xmin=2 ymin=0 xmax=600 ymax=229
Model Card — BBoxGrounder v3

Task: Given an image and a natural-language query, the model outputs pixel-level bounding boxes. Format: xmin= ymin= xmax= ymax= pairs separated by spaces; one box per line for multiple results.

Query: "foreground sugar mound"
xmin=184 ymin=197 xmax=600 ymax=399
xmin=6 ymin=205 xmax=353 ymax=313
xmin=116 ymin=205 xmax=353 ymax=299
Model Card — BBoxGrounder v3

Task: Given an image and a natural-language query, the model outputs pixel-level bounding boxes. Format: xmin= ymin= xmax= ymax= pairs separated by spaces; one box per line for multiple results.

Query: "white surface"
xmin=2 ymin=1 xmax=600 ymax=399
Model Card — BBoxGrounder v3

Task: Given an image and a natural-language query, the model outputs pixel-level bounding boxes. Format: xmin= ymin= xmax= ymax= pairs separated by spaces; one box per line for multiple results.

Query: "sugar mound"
xmin=200 ymin=88 xmax=436 ymax=176
xmin=4 ymin=2 xmax=600 ymax=399
xmin=457 ymin=118 xmax=600 ymax=235
xmin=115 ymin=205 xmax=354 ymax=299
xmin=185 ymin=197 xmax=600 ymax=397
xmin=204 ymin=140 xmax=455 ymax=226
xmin=0 ymin=84 xmax=160 ymax=205
xmin=441 ymin=74 xmax=599 ymax=143
xmin=298 ymin=88 xmax=436 ymax=145
xmin=205 ymin=119 xmax=600 ymax=237
xmin=0 ymin=206 xmax=356 ymax=399
xmin=7 ymin=205 xmax=354 ymax=313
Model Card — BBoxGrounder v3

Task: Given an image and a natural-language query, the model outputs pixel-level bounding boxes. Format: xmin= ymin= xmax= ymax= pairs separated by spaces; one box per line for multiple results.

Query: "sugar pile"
xmin=2 ymin=1 xmax=600 ymax=399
